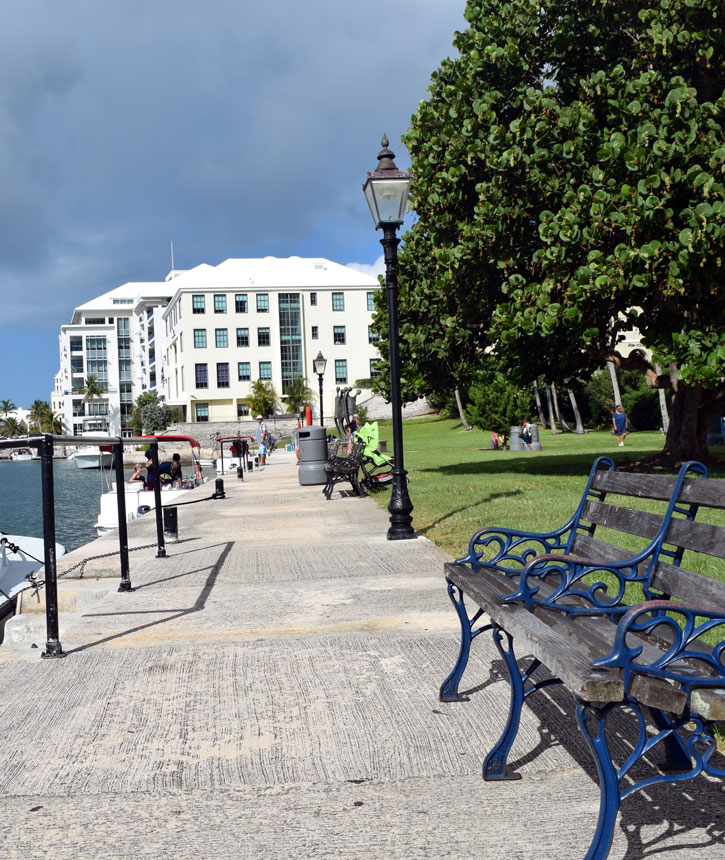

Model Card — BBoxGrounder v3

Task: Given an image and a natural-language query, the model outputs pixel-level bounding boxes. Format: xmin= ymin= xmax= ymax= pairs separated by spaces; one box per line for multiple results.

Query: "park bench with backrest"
xmin=322 ymin=439 xmax=366 ymax=500
xmin=440 ymin=457 xmax=725 ymax=860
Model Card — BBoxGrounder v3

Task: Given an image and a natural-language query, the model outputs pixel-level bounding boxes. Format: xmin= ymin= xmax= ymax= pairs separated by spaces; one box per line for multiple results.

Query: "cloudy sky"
xmin=0 ymin=0 xmax=466 ymax=406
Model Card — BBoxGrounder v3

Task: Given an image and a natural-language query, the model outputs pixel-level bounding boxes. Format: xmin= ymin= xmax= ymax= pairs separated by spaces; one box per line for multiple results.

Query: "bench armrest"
xmin=503 ymin=552 xmax=650 ymax=616
xmin=592 ymin=599 xmax=725 ymax=688
xmin=457 ymin=521 xmax=577 ymax=570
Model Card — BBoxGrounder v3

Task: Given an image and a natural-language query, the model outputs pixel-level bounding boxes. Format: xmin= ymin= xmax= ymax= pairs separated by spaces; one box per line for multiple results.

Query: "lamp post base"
xmin=387 ymin=469 xmax=416 ymax=540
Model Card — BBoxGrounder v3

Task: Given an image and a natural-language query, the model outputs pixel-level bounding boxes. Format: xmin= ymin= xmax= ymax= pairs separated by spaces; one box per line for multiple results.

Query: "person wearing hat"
xmin=255 ymin=415 xmax=267 ymax=466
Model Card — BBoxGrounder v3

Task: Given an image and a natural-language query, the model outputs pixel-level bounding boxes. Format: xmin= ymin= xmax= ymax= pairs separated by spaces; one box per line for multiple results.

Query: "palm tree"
xmin=79 ymin=375 xmax=105 ymax=403
xmin=47 ymin=412 xmax=68 ymax=435
xmin=27 ymin=400 xmax=51 ymax=432
xmin=0 ymin=399 xmax=16 ymax=418
xmin=283 ymin=377 xmax=314 ymax=414
xmin=1 ymin=416 xmax=23 ymax=438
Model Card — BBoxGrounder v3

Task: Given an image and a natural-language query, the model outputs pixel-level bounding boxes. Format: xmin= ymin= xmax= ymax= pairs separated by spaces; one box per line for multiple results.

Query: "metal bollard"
xmin=237 ymin=466 xmax=244 ymax=481
xmin=163 ymin=506 xmax=178 ymax=540
xmin=214 ymin=478 xmax=226 ymax=499
xmin=247 ymin=458 xmax=253 ymax=472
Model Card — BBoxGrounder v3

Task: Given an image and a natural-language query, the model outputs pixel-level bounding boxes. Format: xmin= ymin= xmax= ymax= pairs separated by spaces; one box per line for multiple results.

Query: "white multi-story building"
xmin=55 ymin=256 xmax=382 ymax=432
xmin=56 ymin=282 xmax=170 ymax=436
xmin=161 ymin=257 xmax=381 ymax=423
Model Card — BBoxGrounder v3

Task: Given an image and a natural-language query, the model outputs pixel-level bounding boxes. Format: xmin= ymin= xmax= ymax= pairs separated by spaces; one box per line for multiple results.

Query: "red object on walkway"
xmin=305 ymin=406 xmax=312 ymax=426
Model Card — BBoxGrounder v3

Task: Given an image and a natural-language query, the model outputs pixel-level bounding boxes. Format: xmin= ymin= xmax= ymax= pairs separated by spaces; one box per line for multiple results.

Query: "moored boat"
xmin=74 ymin=446 xmax=113 ymax=470
xmin=0 ymin=532 xmax=66 ymax=616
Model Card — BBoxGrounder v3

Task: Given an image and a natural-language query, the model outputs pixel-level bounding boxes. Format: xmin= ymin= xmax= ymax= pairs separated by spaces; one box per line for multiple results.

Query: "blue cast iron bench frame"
xmin=441 ymin=457 xmax=725 ymax=860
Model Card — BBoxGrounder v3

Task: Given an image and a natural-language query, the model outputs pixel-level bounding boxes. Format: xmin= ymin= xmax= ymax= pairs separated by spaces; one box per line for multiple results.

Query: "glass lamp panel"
xmin=313 ymin=354 xmax=327 ymax=375
xmin=369 ymin=177 xmax=410 ymax=224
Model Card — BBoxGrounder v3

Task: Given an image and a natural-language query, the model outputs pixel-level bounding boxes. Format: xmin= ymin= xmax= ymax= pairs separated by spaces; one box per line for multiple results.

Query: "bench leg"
xmin=483 ymin=626 xmax=524 ymax=781
xmin=650 ymin=707 xmax=692 ymax=773
xmin=576 ymin=703 xmax=620 ymax=860
xmin=439 ymin=580 xmax=490 ymax=702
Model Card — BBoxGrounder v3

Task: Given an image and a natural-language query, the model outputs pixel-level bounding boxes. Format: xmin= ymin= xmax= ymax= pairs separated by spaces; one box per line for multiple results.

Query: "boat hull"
xmin=75 ymin=449 xmax=113 ymax=470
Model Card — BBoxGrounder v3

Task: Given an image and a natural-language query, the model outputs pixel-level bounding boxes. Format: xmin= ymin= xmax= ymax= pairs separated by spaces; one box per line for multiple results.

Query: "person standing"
xmin=520 ymin=418 xmax=533 ymax=452
xmin=612 ymin=404 xmax=629 ymax=447
xmin=255 ymin=415 xmax=267 ymax=466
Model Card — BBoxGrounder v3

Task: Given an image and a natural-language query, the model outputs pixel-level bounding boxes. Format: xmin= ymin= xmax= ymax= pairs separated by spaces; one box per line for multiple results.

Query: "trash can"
xmin=298 ymin=425 xmax=328 ymax=485
xmin=510 ymin=424 xmax=542 ymax=452
xmin=509 ymin=426 xmax=521 ymax=451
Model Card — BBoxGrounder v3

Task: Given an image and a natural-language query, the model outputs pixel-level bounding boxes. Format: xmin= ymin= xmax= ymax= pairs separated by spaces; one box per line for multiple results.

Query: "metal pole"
xmin=380 ymin=223 xmax=415 ymax=540
xmin=149 ymin=443 xmax=166 ymax=558
xmin=39 ymin=435 xmax=64 ymax=657
xmin=318 ymin=373 xmax=324 ymax=426
xmin=113 ymin=442 xmax=133 ymax=591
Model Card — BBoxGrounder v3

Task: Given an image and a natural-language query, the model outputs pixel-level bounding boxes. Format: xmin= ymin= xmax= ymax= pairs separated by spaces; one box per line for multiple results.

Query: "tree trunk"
xmin=533 ymin=380 xmax=547 ymax=428
xmin=661 ymin=374 xmax=709 ymax=461
xmin=568 ymin=389 xmax=585 ymax=434
xmin=551 ymin=383 xmax=571 ymax=432
xmin=654 ymin=363 xmax=670 ymax=433
xmin=608 ymin=361 xmax=622 ymax=407
xmin=454 ymin=387 xmax=472 ymax=431
xmin=545 ymin=384 xmax=558 ymax=434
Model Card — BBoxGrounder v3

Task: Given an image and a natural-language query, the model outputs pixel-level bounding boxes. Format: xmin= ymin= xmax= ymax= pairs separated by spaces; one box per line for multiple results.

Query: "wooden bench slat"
xmin=664 ymin=517 xmax=725 ymax=558
xmin=592 ymin=471 xmax=725 ymax=510
xmin=582 ymin=500 xmax=666 ymax=541
xmin=651 ymin=561 xmax=725 ymax=605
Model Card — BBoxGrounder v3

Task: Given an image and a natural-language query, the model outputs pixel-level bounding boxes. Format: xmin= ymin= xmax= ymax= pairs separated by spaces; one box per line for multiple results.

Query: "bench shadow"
xmin=461 ymin=653 xmax=725 ymax=858
xmin=418 ymin=451 xmax=658 ymax=479
xmin=64 ymin=541 xmax=233 ymax=655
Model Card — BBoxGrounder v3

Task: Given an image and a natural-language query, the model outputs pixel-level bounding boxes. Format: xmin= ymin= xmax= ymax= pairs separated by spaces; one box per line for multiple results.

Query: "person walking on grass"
xmin=520 ymin=418 xmax=533 ymax=452
xmin=612 ymin=404 xmax=629 ymax=447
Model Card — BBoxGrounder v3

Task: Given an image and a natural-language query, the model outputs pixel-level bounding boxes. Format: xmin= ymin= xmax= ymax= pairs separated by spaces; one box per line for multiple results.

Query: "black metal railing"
xmin=0 ymin=433 xmax=224 ymax=659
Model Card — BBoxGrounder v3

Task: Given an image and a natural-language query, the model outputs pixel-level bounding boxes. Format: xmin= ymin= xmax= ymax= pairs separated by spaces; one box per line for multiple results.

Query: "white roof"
xmin=165 ymin=256 xmax=379 ymax=292
xmin=70 ymin=281 xmax=168 ymax=323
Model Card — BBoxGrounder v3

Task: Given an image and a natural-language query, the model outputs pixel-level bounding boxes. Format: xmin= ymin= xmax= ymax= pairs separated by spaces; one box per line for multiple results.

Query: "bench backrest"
xmin=568 ymin=464 xmax=725 ymax=606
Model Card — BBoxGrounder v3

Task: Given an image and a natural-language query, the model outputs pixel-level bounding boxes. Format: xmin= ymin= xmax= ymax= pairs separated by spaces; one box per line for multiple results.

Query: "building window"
xmin=236 ymin=328 xmax=249 ymax=347
xmin=70 ymin=337 xmax=83 ymax=352
xmin=333 ymin=325 xmax=346 ymax=345
xmin=335 ymin=359 xmax=347 ymax=384
xmin=71 ymin=356 xmax=84 ymax=374
xmin=311 ymin=325 xmax=319 ymax=340
xmin=237 ymin=402 xmax=250 ymax=417
xmin=368 ymin=326 xmax=380 ymax=344
xmin=195 ymin=363 xmax=208 ymax=389
xmin=370 ymin=358 xmax=382 ymax=378
xmin=259 ymin=361 xmax=272 ymax=380
xmin=215 ymin=328 xmax=228 ymax=348
xmin=214 ymin=294 xmax=227 ymax=313
xmin=310 ymin=292 xmax=317 ymax=306
xmin=195 ymin=403 xmax=209 ymax=422
xmin=192 ymin=295 xmax=205 ymax=314
xmin=193 ymin=329 xmax=207 ymax=348
xmin=257 ymin=327 xmax=271 ymax=347
xmin=332 ymin=292 xmax=344 ymax=311
xmin=235 ymin=294 xmax=248 ymax=313
xmin=367 ymin=292 xmax=375 ymax=312
xmin=238 ymin=361 xmax=251 ymax=381
xmin=217 ymin=362 xmax=230 ymax=388
xmin=256 ymin=293 xmax=269 ymax=313
xmin=279 ymin=292 xmax=302 ymax=394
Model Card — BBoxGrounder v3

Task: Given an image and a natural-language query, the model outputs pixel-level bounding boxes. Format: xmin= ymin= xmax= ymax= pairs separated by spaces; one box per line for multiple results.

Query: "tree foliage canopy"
xmin=395 ymin=0 xmax=725 ymax=458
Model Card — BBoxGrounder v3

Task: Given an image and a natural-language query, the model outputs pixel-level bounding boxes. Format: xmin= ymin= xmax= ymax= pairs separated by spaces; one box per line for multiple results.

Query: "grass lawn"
xmin=367 ymin=416 xmax=725 ymax=572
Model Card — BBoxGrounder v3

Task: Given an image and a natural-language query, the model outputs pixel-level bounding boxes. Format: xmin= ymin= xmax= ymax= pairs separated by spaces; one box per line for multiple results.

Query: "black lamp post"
xmin=362 ymin=135 xmax=415 ymax=540
xmin=313 ymin=351 xmax=327 ymax=427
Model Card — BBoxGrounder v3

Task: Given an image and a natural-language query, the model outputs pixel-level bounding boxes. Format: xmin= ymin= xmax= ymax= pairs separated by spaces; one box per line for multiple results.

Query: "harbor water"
xmin=0 ymin=458 xmax=116 ymax=552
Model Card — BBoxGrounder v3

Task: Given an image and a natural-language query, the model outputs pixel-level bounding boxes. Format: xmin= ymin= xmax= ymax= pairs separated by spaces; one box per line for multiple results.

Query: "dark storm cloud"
xmin=0 ymin=0 xmax=465 ymax=328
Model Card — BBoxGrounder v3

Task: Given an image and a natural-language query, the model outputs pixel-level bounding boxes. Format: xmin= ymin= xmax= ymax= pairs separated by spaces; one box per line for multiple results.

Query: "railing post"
xmin=113 ymin=442 xmax=133 ymax=591
xmin=149 ymin=443 xmax=166 ymax=558
xmin=39 ymin=435 xmax=63 ymax=658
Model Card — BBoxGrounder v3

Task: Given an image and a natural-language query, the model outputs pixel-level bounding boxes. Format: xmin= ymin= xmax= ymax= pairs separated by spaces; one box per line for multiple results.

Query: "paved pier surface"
xmin=0 ymin=452 xmax=722 ymax=859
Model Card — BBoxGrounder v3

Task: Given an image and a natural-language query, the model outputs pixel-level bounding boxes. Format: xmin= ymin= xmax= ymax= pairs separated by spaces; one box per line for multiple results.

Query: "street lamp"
xmin=362 ymin=134 xmax=415 ymax=540
xmin=313 ymin=351 xmax=327 ymax=427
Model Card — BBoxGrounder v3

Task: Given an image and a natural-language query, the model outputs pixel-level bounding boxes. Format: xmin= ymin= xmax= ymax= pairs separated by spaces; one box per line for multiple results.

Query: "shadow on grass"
xmin=416 ymin=490 xmax=523 ymax=536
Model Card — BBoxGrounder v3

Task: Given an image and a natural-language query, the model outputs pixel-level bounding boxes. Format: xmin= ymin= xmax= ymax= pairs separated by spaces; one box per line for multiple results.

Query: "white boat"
xmin=94 ymin=434 xmax=206 ymax=536
xmin=213 ymin=435 xmax=254 ymax=474
xmin=0 ymin=532 xmax=66 ymax=612
xmin=74 ymin=446 xmax=113 ymax=470
xmin=10 ymin=449 xmax=33 ymax=462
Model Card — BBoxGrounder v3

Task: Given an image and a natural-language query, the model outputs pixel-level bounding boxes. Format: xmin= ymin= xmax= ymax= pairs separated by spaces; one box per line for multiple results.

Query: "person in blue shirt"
xmin=612 ymin=404 xmax=629 ymax=447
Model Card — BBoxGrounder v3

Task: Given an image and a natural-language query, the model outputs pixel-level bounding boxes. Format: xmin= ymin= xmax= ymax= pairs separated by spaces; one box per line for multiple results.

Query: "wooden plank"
xmin=664 ymin=517 xmax=725 ymax=558
xmin=582 ymin=500 xmax=666 ymax=540
xmin=591 ymin=471 xmax=725 ymax=510
xmin=652 ymin=562 xmax=725 ymax=605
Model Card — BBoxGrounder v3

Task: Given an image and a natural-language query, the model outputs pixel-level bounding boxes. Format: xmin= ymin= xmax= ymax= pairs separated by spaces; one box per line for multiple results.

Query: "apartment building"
xmin=56 ymin=282 xmax=170 ymax=436
xmin=161 ymin=257 xmax=381 ymax=422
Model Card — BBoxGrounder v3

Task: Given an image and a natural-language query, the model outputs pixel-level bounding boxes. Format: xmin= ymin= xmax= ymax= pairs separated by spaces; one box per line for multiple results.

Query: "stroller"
xmin=354 ymin=422 xmax=394 ymax=490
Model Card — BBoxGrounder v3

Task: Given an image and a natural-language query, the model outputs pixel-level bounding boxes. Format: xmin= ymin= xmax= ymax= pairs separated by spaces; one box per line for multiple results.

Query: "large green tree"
xmin=395 ymin=0 xmax=724 ymax=459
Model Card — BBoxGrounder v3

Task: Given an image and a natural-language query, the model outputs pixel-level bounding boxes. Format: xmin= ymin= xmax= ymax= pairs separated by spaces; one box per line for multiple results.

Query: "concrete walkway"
xmin=0 ymin=452 xmax=722 ymax=859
